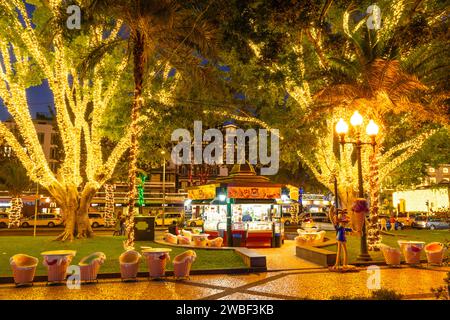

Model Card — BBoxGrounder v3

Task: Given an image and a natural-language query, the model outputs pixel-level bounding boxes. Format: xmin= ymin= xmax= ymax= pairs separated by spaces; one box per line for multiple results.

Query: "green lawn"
xmin=323 ymin=229 xmax=450 ymax=263
xmin=0 ymin=236 xmax=247 ymax=277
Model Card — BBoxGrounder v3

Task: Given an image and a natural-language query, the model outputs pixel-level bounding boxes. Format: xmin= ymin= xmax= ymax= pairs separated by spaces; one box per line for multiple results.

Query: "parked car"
xmin=301 ymin=215 xmax=335 ymax=231
xmin=281 ymin=213 xmax=296 ymax=226
xmin=395 ymin=213 xmax=414 ymax=227
xmin=21 ymin=214 xmax=63 ymax=228
xmin=412 ymin=216 xmax=450 ymax=230
xmin=187 ymin=217 xmax=204 ymax=227
xmin=88 ymin=213 xmax=106 ymax=228
xmin=0 ymin=213 xmax=8 ymax=228
xmin=155 ymin=212 xmax=183 ymax=226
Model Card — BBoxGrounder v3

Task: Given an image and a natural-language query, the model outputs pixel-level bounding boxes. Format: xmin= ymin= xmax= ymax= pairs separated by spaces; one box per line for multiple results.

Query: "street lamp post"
xmin=161 ymin=150 xmax=166 ymax=228
xmin=336 ymin=111 xmax=379 ymax=262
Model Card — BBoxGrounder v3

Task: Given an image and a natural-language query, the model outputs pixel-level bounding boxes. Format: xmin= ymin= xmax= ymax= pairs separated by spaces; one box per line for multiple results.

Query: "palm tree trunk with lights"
xmin=367 ymin=149 xmax=382 ymax=251
xmin=125 ymin=32 xmax=146 ymax=249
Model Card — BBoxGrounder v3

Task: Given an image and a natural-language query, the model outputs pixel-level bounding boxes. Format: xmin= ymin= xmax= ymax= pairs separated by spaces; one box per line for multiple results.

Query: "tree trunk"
xmin=8 ymin=196 xmax=22 ymax=228
xmin=104 ymin=183 xmax=116 ymax=227
xmin=49 ymin=183 xmax=98 ymax=241
xmin=125 ymin=32 xmax=146 ymax=249
xmin=337 ymin=185 xmax=357 ymax=210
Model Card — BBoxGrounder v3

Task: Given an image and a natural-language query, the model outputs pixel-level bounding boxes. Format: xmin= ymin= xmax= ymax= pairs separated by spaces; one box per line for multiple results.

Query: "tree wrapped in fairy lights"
xmin=103 ymin=184 xmax=116 ymax=228
xmin=0 ymin=0 xmax=130 ymax=240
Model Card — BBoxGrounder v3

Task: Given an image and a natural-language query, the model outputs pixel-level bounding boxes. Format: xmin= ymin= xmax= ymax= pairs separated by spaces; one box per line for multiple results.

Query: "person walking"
xmin=390 ymin=216 xmax=396 ymax=231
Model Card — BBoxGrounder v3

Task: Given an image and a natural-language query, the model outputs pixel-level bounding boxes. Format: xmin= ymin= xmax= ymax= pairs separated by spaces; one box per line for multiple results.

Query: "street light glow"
xmin=336 ymin=118 xmax=349 ymax=135
xmin=350 ymin=111 xmax=363 ymax=127
xmin=366 ymin=120 xmax=379 ymax=137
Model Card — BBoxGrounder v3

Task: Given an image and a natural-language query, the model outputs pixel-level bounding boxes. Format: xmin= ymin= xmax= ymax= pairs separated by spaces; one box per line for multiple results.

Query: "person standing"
xmin=120 ymin=215 xmax=126 ymax=236
xmin=380 ymin=217 xmax=387 ymax=231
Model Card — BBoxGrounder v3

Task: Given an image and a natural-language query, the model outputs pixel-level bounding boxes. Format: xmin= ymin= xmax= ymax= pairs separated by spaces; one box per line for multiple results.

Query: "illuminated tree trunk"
xmin=125 ymin=32 xmax=146 ymax=249
xmin=337 ymin=185 xmax=356 ymax=210
xmin=367 ymin=151 xmax=382 ymax=250
xmin=50 ymin=183 xmax=98 ymax=241
xmin=8 ymin=197 xmax=22 ymax=228
xmin=104 ymin=184 xmax=116 ymax=227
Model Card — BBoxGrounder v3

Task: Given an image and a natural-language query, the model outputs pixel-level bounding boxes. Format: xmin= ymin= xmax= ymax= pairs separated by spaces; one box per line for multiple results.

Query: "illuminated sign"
xmin=302 ymin=194 xmax=326 ymax=201
xmin=228 ymin=187 xmax=280 ymax=199
xmin=188 ymin=184 xmax=218 ymax=200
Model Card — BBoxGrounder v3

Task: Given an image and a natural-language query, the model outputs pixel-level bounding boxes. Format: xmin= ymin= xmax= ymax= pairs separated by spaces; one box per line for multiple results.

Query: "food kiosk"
xmin=187 ymin=164 xmax=284 ymax=248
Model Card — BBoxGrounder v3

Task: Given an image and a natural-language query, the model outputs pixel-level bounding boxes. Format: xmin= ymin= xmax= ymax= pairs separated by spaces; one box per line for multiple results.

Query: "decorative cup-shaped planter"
xmin=400 ymin=242 xmax=425 ymax=265
xmin=351 ymin=199 xmax=369 ymax=232
xmin=424 ymin=242 xmax=446 ymax=265
xmin=45 ymin=256 xmax=73 ymax=282
xmin=10 ymin=255 xmax=39 ymax=286
xmin=145 ymin=252 xmax=170 ymax=278
xmin=119 ymin=250 xmax=141 ymax=280
xmin=120 ymin=262 xmax=140 ymax=279
xmin=380 ymin=245 xmax=401 ymax=266
xmin=173 ymin=251 xmax=196 ymax=280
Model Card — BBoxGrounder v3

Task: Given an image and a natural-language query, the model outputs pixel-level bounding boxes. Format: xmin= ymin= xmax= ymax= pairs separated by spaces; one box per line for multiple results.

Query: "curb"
xmin=0 ymin=267 xmax=268 ymax=285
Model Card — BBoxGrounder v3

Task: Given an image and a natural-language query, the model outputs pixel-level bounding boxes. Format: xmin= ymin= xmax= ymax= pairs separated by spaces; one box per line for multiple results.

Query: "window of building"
xmin=51 ymin=133 xmax=59 ymax=145
xmin=442 ymin=178 xmax=450 ymax=182
xmin=443 ymin=168 xmax=449 ymax=174
xmin=50 ymin=162 xmax=58 ymax=173
xmin=37 ymin=132 xmax=45 ymax=144
xmin=50 ymin=147 xmax=58 ymax=160
xmin=430 ymin=177 xmax=437 ymax=184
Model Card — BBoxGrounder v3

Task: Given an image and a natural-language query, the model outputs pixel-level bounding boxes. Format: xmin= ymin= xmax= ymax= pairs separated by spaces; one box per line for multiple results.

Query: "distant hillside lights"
xmin=171 ymin=121 xmax=279 ymax=175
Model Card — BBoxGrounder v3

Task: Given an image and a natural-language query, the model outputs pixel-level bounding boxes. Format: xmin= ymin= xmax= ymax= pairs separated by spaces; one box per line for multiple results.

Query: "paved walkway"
xmin=1 ymin=265 xmax=448 ymax=300
xmin=253 ymin=240 xmax=321 ymax=270
xmin=1 ymin=238 xmax=448 ymax=300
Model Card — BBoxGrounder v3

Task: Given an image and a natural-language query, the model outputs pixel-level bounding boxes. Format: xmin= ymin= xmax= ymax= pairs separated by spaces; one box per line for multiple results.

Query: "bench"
xmin=234 ymin=248 xmax=267 ymax=269
xmin=296 ymin=245 xmax=336 ymax=267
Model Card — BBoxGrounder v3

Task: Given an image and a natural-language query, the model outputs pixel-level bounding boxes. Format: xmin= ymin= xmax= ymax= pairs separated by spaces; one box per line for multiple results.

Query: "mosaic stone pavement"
xmin=1 ymin=264 xmax=448 ymax=300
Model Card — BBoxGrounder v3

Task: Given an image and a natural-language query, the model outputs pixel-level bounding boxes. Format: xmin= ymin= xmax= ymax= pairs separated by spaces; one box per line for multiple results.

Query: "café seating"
xmin=164 ymin=233 xmax=178 ymax=244
xmin=173 ymin=250 xmax=197 ymax=280
xmin=424 ymin=242 xmax=446 ymax=265
xmin=10 ymin=254 xmax=39 ymax=286
xmin=208 ymin=237 xmax=223 ymax=247
xmin=119 ymin=250 xmax=141 ymax=281
xmin=181 ymin=230 xmax=193 ymax=242
xmin=177 ymin=235 xmax=191 ymax=245
xmin=78 ymin=252 xmax=106 ymax=283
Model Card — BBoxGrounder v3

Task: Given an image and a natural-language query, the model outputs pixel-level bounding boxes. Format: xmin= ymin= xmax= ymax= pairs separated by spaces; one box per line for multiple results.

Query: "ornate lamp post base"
xmin=356 ymin=253 xmax=372 ymax=262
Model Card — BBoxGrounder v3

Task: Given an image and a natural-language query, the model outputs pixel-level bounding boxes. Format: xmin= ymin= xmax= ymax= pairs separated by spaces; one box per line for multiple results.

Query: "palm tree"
xmin=0 ymin=160 xmax=32 ymax=228
xmin=82 ymin=0 xmax=217 ymax=247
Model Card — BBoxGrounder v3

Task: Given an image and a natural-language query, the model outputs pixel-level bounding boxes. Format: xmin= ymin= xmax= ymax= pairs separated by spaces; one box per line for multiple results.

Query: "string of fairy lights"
xmin=0 ymin=0 xmax=131 ymax=239
xmin=104 ymin=184 xmax=116 ymax=228
xmin=8 ymin=197 xmax=22 ymax=228
xmin=367 ymin=149 xmax=382 ymax=251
